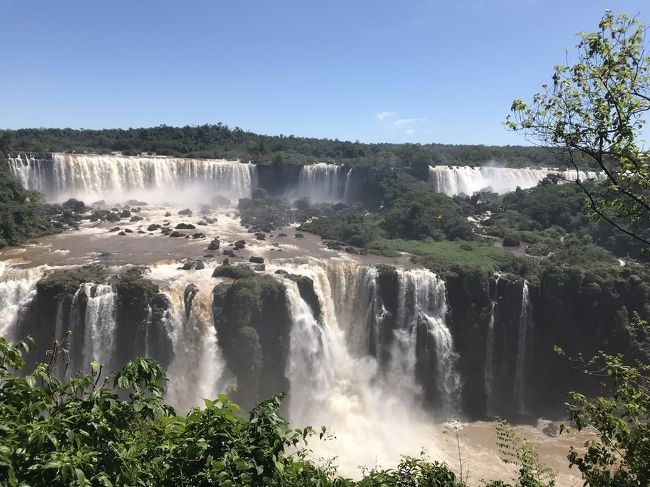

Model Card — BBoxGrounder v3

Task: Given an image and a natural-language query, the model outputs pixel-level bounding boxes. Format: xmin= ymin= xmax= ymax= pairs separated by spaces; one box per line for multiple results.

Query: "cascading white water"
xmin=428 ymin=165 xmax=605 ymax=196
xmin=276 ymin=260 xmax=462 ymax=476
xmin=293 ymin=163 xmax=349 ymax=203
xmin=146 ymin=264 xmax=227 ymax=412
xmin=484 ymin=273 xmax=501 ymax=416
xmin=0 ymin=263 xmax=45 ymax=341
xmin=6 ymin=153 xmax=256 ymax=205
xmin=395 ymin=268 xmax=460 ymax=415
xmin=80 ymin=283 xmax=117 ymax=370
xmin=513 ymin=281 xmax=532 ymax=414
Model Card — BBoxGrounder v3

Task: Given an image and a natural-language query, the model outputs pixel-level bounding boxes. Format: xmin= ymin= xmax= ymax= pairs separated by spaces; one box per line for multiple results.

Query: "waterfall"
xmin=484 ymin=273 xmax=500 ymax=416
xmin=277 ymin=261 xmax=459 ymax=419
xmin=428 ymin=165 xmax=605 ymax=196
xmin=293 ymin=163 xmax=349 ymax=203
xmin=395 ymin=269 xmax=460 ymax=415
xmin=513 ymin=281 xmax=532 ymax=414
xmin=80 ymin=283 xmax=117 ymax=371
xmin=0 ymin=263 xmax=45 ymax=341
xmin=6 ymin=153 xmax=256 ymax=205
xmin=146 ymin=264 xmax=227 ymax=412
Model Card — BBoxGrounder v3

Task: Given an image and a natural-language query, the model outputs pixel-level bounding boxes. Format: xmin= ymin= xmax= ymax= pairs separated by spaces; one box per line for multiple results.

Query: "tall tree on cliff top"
xmin=506 ymin=11 xmax=650 ymax=249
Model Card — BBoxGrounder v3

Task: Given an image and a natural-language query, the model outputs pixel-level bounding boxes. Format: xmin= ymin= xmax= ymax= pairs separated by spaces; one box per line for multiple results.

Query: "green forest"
xmin=0 ymin=125 xmax=566 ymax=168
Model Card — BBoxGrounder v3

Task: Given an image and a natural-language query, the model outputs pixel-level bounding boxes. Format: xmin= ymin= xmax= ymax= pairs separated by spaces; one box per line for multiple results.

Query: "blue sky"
xmin=1 ymin=0 xmax=647 ymax=145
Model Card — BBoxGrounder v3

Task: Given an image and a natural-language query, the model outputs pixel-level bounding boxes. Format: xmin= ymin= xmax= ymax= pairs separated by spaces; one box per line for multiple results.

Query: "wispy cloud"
xmin=376 ymin=111 xmax=397 ymax=121
xmin=376 ymin=111 xmax=427 ymax=139
xmin=392 ymin=117 xmax=426 ymax=127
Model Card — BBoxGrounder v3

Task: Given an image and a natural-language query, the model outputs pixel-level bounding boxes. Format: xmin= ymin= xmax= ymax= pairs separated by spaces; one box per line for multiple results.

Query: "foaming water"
xmin=7 ymin=153 xmax=256 ymax=205
xmin=428 ymin=165 xmax=605 ymax=196
xmin=269 ymin=260 xmax=462 ymax=476
xmin=0 ymin=263 xmax=46 ymax=341
xmin=145 ymin=264 xmax=227 ymax=412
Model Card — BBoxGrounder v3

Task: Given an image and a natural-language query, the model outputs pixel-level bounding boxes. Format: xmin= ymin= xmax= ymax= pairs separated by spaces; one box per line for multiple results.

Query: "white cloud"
xmin=392 ymin=117 xmax=426 ymax=127
xmin=377 ymin=111 xmax=396 ymax=120
xmin=376 ymin=111 xmax=397 ymax=121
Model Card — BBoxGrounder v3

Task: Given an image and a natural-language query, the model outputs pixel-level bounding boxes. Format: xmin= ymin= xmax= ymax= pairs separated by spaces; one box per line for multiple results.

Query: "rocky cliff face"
xmin=13 ymin=259 xmax=650 ymax=420
xmin=212 ymin=275 xmax=292 ymax=408
xmin=18 ymin=266 xmax=173 ymax=373
xmin=443 ymin=264 xmax=650 ymax=418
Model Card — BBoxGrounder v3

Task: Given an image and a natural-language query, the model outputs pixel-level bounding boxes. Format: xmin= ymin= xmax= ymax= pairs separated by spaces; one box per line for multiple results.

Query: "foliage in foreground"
xmin=0 ymin=337 xmax=564 ymax=487
xmin=557 ymin=315 xmax=650 ymax=485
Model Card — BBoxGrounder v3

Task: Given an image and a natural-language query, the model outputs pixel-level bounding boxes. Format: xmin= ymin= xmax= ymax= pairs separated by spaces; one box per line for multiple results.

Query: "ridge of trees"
xmin=1 ymin=125 xmax=568 ymax=168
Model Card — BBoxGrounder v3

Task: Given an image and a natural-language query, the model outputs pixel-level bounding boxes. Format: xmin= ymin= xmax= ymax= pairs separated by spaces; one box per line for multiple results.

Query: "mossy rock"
xmin=212 ymin=264 xmax=256 ymax=279
xmin=36 ymin=265 xmax=110 ymax=298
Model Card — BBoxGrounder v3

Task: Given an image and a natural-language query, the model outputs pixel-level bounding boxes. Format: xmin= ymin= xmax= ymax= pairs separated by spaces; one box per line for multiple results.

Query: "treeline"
xmin=0 ymin=124 xmax=566 ymax=167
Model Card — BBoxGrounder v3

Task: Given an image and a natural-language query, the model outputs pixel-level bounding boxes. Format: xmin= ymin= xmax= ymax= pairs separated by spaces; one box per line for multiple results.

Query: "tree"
xmin=506 ymin=11 xmax=650 ymax=248
xmin=507 ymin=11 xmax=650 ymax=485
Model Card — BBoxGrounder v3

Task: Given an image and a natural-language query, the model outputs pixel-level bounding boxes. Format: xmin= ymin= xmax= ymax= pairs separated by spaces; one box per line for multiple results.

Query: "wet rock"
xmin=294 ymin=233 xmax=304 ymax=239
xmin=169 ymin=231 xmax=184 ymax=238
xmin=124 ymin=228 xmax=133 ymax=234
xmin=161 ymin=227 xmax=172 ymax=235
xmin=274 ymin=269 xmax=288 ymax=275
xmin=255 ymin=232 xmax=266 ymax=240
xmin=164 ymin=212 xmax=172 ymax=217
xmin=147 ymin=224 xmax=161 ymax=231
xmin=197 ymin=220 xmax=208 ymax=226
xmin=138 ymin=230 xmax=146 ymax=234
xmin=277 ymin=233 xmax=287 ymax=237
xmin=62 ymin=198 xmax=87 ymax=213
xmin=118 ymin=231 xmax=127 ymax=236
xmin=127 ymin=199 xmax=147 ymax=206
xmin=249 ymin=256 xmax=264 ymax=264
xmin=222 ymin=249 xmax=236 ymax=258
xmin=205 ymin=217 xmax=217 ymax=224
xmin=180 ymin=258 xmax=205 ymax=271
xmin=542 ymin=421 xmax=559 ymax=437
xmin=234 ymin=240 xmax=246 ymax=250
xmin=178 ymin=208 xmax=193 ymax=217
xmin=120 ymin=209 xmax=131 ymax=218
xmin=325 ymin=240 xmax=343 ymax=250
xmin=109 ymin=226 xmax=121 ymax=232
xmin=183 ymin=284 xmax=199 ymax=319
xmin=192 ymin=233 xmax=206 ymax=239
xmin=175 ymin=223 xmax=196 ymax=230
xmin=207 ymin=238 xmax=220 ymax=251
xmin=130 ymin=215 xmax=143 ymax=222
xmin=211 ymin=195 xmax=231 ymax=208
